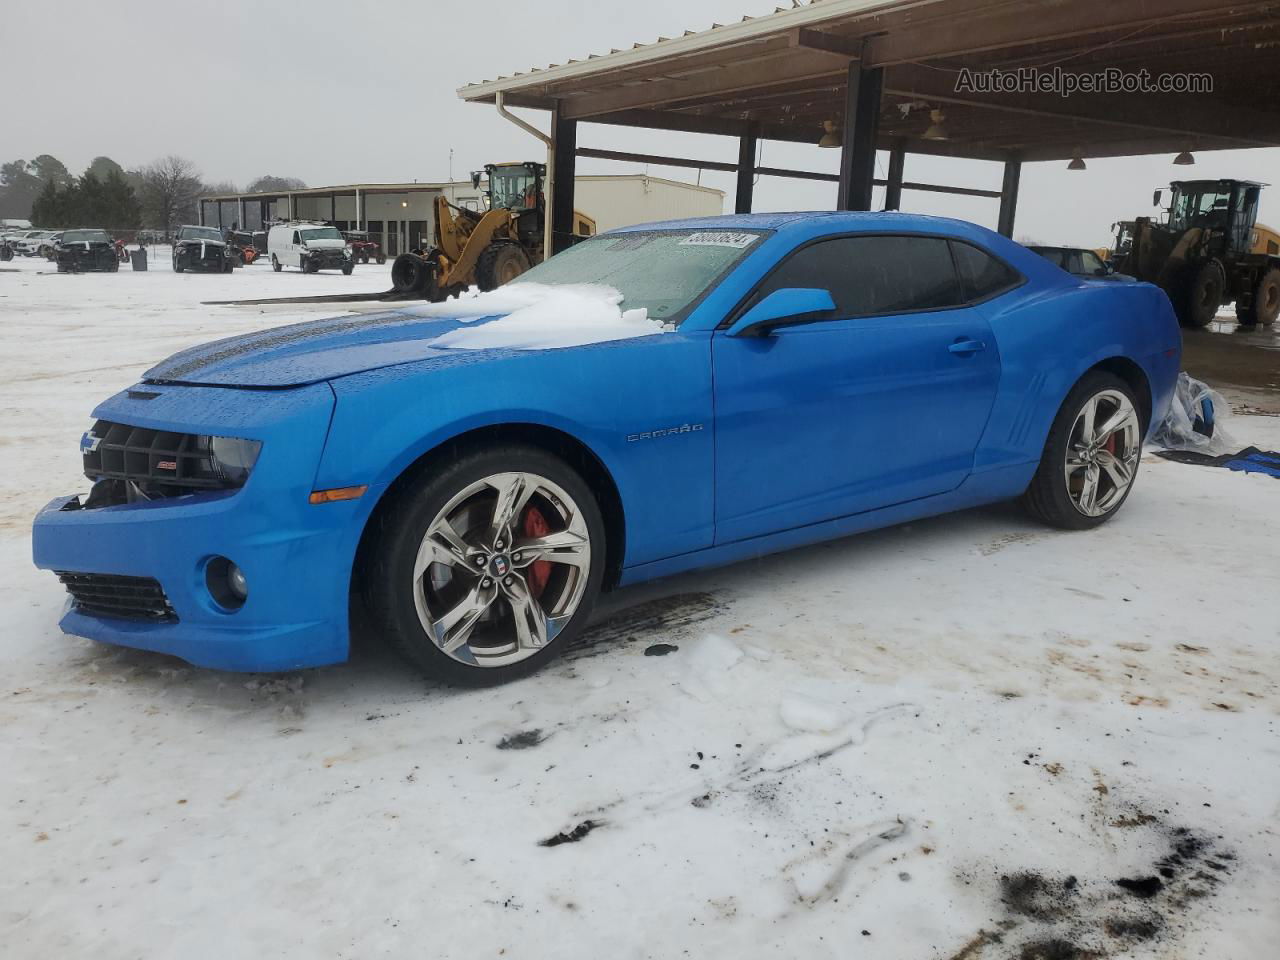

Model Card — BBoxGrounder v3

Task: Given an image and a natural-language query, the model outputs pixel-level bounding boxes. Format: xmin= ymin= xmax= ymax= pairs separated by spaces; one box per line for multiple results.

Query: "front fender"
xmin=315 ymin=334 xmax=716 ymax=567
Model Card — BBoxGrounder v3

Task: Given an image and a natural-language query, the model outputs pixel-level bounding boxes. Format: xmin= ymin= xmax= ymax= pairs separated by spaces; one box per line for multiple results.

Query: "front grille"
xmin=56 ymin=571 xmax=177 ymax=622
xmin=84 ymin=420 xmax=234 ymax=494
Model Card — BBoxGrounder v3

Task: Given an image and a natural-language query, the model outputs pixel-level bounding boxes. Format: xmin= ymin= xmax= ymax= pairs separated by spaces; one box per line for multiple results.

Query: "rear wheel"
xmin=1023 ymin=372 xmax=1143 ymax=530
xmin=475 ymin=243 xmax=532 ymax=291
xmin=1180 ymin=261 xmax=1224 ymax=327
xmin=364 ymin=445 xmax=605 ymax=686
xmin=271 ymin=254 xmax=282 ymax=272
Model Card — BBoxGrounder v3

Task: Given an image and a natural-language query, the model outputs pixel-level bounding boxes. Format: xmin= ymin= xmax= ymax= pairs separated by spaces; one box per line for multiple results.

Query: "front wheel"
xmin=342 ymin=261 xmax=353 ymax=276
xmin=1180 ymin=261 xmax=1224 ymax=328
xmin=1023 ymin=372 xmax=1144 ymax=530
xmin=364 ymin=445 xmax=605 ymax=686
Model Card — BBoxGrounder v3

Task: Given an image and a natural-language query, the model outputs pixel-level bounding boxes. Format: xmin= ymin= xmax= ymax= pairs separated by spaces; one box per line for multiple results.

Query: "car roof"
xmin=612 ymin=210 xmax=1009 ymax=241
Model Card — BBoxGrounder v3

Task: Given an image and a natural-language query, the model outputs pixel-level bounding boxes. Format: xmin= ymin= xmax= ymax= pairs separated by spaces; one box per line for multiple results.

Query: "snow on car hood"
xmin=402 ymin=283 xmax=667 ymax=351
xmin=142 ymin=285 xmax=667 ymax=388
xmin=302 ymin=238 xmax=346 ymax=250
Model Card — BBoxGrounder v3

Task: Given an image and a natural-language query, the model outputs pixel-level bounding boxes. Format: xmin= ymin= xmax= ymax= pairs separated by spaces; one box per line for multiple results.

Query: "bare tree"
xmin=138 ymin=156 xmax=203 ymax=234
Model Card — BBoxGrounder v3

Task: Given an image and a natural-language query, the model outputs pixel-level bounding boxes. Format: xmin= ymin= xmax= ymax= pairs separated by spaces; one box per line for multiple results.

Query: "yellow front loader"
xmin=390 ymin=161 xmax=595 ymax=301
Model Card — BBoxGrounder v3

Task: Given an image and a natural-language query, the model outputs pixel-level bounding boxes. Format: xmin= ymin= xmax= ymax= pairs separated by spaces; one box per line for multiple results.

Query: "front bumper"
xmin=175 ymin=247 xmax=231 ymax=271
xmin=30 ymin=381 xmax=374 ymax=672
xmin=304 ymin=249 xmax=352 ymax=270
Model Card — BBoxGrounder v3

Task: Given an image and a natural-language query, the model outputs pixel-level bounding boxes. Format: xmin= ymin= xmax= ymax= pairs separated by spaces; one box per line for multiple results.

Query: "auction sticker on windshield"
xmin=679 ymin=231 xmax=757 ymax=248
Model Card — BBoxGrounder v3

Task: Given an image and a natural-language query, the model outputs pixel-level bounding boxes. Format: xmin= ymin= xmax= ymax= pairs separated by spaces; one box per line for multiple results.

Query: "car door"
xmin=290 ymin=229 xmax=302 ymax=267
xmin=711 ymin=234 xmax=1003 ymax=545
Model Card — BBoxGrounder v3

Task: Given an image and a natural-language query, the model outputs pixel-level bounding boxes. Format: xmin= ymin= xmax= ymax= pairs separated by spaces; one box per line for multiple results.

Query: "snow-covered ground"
xmin=2 ymin=253 xmax=1278 ymax=960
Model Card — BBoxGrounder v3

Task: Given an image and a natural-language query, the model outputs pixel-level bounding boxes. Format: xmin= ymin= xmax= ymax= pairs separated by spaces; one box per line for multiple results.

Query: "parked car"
xmin=172 ymin=225 xmax=234 ymax=273
xmin=342 ymin=230 xmax=385 ymax=264
xmin=16 ymin=230 xmax=56 ymax=257
xmin=31 ymin=212 xmax=1180 ymax=684
xmin=268 ymin=222 xmax=354 ymax=274
xmin=42 ymin=233 xmax=63 ymax=259
xmin=54 ymin=229 xmax=119 ymax=272
xmin=1026 ymin=244 xmax=1136 ymax=282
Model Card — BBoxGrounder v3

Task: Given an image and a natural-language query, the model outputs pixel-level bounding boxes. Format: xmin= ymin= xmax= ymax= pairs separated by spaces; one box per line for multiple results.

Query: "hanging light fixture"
xmin=922 ymin=109 xmax=948 ymax=141
xmin=818 ymin=120 xmax=842 ymax=148
xmin=1067 ymin=155 xmax=1087 ymax=171
xmin=1173 ymin=150 xmax=1196 ymax=166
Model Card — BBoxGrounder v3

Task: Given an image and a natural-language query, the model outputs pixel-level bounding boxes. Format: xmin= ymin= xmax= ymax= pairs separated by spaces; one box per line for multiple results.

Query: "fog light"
xmin=228 ymin=563 xmax=248 ymax=600
xmin=206 ymin=555 xmax=247 ymax=610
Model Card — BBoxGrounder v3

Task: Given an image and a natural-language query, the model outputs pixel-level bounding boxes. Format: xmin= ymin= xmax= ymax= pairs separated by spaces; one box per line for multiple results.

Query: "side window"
xmin=752 ymin=235 xmax=963 ymax=318
xmin=292 ymin=231 xmax=300 ymax=245
xmin=1079 ymin=250 xmax=1105 ymax=275
xmin=951 ymin=241 xmax=1022 ymax=302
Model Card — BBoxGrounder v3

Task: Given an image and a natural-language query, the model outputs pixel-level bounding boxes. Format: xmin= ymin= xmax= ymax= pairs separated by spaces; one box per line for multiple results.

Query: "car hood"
xmin=178 ymin=237 xmax=226 ymax=248
xmin=142 ymin=310 xmax=503 ymax=387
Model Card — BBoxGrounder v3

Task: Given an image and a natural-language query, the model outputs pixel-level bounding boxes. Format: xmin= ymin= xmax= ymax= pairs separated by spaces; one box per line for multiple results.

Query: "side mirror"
xmin=1152 ymin=189 xmax=1163 ymax=207
xmin=471 ymin=171 xmax=482 ymax=189
xmin=725 ymin=287 xmax=837 ymax=338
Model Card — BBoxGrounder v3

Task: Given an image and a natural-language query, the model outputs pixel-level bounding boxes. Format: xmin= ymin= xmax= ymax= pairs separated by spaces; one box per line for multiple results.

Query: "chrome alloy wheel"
xmin=1065 ymin=389 xmax=1142 ymax=518
xmin=412 ymin=472 xmax=592 ymax=668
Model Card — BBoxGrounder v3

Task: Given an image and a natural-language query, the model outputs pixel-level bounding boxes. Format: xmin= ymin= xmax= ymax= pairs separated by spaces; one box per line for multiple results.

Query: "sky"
xmin=5 ymin=0 xmax=1278 ymax=247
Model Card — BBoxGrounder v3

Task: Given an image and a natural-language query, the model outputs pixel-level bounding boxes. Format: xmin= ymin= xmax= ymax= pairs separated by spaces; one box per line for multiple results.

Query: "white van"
xmin=267 ymin=222 xmax=354 ymax=274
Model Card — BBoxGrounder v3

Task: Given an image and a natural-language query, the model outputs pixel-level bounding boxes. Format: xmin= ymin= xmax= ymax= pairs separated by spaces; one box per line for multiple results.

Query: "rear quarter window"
xmin=950 ymin=241 xmax=1023 ymax=302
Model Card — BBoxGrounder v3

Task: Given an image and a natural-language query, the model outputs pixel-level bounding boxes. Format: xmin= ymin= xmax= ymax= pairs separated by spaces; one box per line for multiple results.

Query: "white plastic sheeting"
xmin=407 ymin=283 xmax=668 ymax=351
xmin=1151 ymin=371 xmax=1237 ymax=455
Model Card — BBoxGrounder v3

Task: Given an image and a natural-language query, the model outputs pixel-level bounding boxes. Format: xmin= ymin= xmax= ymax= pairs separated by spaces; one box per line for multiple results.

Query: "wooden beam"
xmin=551 ymin=110 xmax=578 ymax=255
xmin=735 ymin=125 xmax=758 ymax=214
xmin=575 ymin=147 xmax=737 ymax=174
xmin=560 ymin=53 xmax=846 ymax=119
xmin=884 ymin=141 xmax=905 ymax=210
xmin=838 ymin=58 xmax=882 ymax=211
xmin=997 ymin=160 xmax=1021 ymax=238
xmin=789 ymin=27 xmax=862 ymax=59
xmin=864 ymin=0 xmax=1279 ymax=68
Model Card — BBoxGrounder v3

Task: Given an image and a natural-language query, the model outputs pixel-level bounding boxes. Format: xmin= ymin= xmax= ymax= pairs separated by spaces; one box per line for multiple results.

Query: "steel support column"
xmin=550 ymin=109 xmax=578 ymax=254
xmin=997 ymin=160 xmax=1021 ymax=238
xmin=837 ymin=58 xmax=883 ymax=211
xmin=735 ymin=124 xmax=758 ymax=214
xmin=884 ymin=141 xmax=905 ymax=211
xmin=197 ymin=200 xmax=204 ymax=227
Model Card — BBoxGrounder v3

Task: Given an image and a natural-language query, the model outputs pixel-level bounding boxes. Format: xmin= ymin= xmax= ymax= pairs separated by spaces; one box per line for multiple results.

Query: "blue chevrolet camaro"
xmin=32 ymin=213 xmax=1181 ymax=684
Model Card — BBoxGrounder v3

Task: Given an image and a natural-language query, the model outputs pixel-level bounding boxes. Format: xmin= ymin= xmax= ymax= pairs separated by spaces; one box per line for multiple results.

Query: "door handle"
xmin=948 ymin=338 xmax=986 ymax=355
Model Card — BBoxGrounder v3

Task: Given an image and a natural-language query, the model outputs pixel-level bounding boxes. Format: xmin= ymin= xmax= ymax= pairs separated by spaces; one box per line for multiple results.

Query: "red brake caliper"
xmin=521 ymin=507 xmax=552 ymax=598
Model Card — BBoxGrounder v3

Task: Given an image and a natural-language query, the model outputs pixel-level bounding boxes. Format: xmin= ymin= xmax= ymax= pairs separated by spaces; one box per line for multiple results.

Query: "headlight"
xmin=207 ymin=436 xmax=262 ymax=485
xmin=344 ymin=245 xmax=353 ymax=256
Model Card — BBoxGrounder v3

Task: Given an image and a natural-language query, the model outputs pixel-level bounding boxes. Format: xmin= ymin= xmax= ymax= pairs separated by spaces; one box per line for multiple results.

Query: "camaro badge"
xmin=626 ymin=423 xmax=704 ymax=443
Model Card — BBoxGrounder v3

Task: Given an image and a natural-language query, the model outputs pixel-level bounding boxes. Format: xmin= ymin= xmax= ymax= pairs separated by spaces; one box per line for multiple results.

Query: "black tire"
xmin=173 ymin=259 xmax=184 ymax=273
xmin=271 ymin=254 xmax=282 ymax=272
xmin=390 ymin=252 xmax=434 ymax=295
xmin=341 ymin=261 xmax=353 ymax=276
xmin=107 ymin=258 xmax=119 ymax=272
xmin=1023 ymin=371 xmax=1144 ymax=531
xmin=1179 ymin=261 xmax=1224 ymax=328
xmin=376 ymin=253 xmax=386 ymax=265
xmin=475 ymin=243 xmax=532 ymax=291
xmin=1238 ymin=267 xmax=1280 ymax=326
xmin=363 ymin=444 xmax=606 ymax=686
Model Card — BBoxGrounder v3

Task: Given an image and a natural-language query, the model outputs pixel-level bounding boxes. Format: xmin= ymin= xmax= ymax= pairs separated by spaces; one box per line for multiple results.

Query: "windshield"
xmin=489 ymin=167 xmax=538 ymax=211
xmin=62 ymin=229 xmax=110 ymax=243
xmin=300 ymin=227 xmax=343 ymax=242
xmin=1169 ymin=186 xmax=1230 ymax=232
xmin=181 ymin=226 xmax=223 ymax=242
xmin=511 ymin=229 xmax=766 ymax=321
